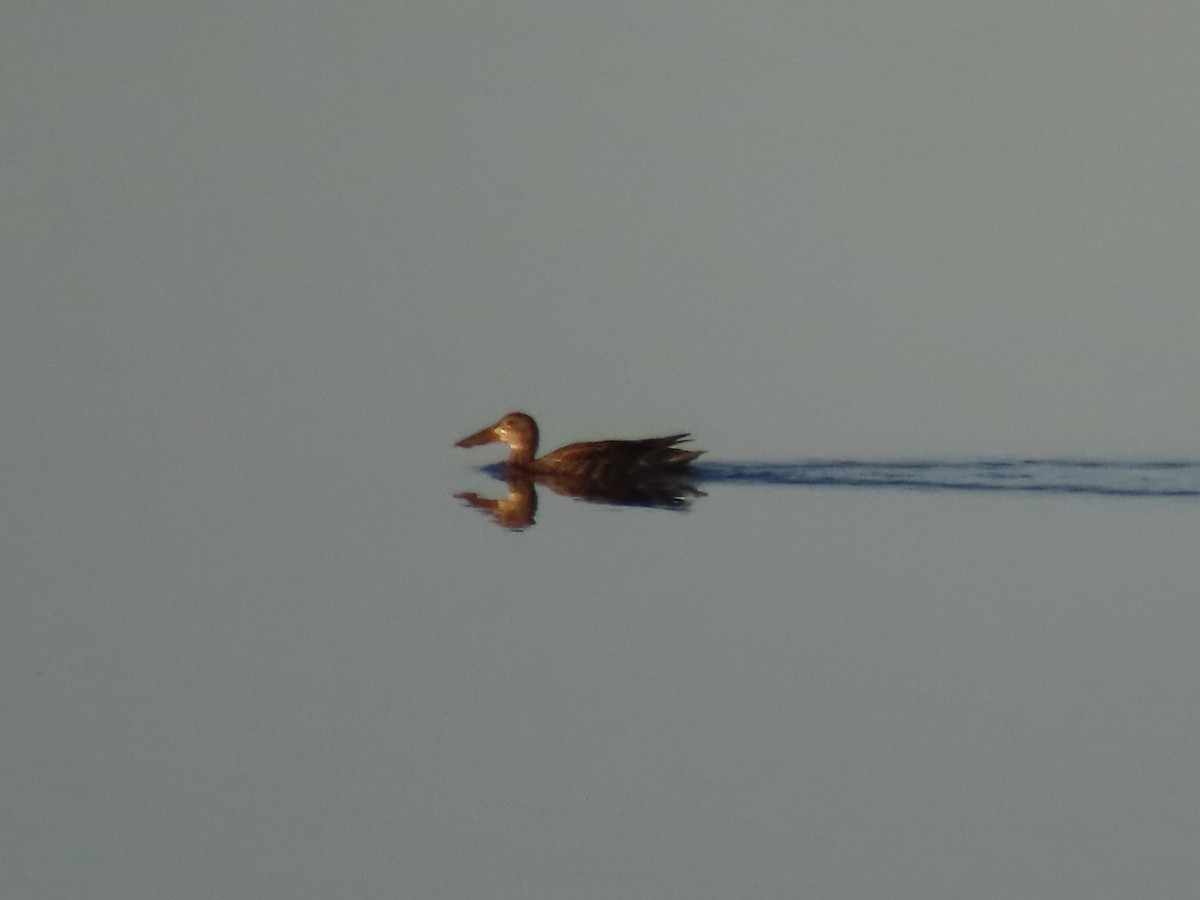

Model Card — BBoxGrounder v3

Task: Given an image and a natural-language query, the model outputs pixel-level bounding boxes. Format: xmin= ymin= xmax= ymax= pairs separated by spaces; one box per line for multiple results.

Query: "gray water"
xmin=701 ymin=459 xmax=1200 ymax=496
xmin=5 ymin=3 xmax=1200 ymax=898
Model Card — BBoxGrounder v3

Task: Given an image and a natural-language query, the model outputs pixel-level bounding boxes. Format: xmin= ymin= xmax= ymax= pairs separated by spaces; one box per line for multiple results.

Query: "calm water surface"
xmin=7 ymin=445 xmax=1198 ymax=899
xmin=7 ymin=2 xmax=1200 ymax=897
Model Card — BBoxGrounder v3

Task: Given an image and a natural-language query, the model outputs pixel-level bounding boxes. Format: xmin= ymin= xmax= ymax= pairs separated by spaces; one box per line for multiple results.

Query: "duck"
xmin=455 ymin=412 xmax=702 ymax=481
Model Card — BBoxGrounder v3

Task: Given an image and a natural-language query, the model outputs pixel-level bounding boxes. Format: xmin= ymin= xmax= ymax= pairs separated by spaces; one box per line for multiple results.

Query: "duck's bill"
xmin=455 ymin=425 xmax=501 ymax=448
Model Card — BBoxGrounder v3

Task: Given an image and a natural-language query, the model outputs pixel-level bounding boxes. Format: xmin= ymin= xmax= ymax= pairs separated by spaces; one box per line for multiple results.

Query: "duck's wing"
xmin=539 ymin=435 xmax=703 ymax=478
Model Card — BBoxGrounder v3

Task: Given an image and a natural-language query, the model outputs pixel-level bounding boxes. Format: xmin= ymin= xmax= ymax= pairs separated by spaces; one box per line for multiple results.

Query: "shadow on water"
xmin=456 ymin=460 xmax=1200 ymax=529
xmin=697 ymin=459 xmax=1200 ymax=498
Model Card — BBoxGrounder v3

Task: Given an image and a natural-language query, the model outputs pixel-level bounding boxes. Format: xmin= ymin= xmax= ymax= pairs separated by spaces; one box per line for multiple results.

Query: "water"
xmin=9 ymin=422 xmax=1198 ymax=898
xmin=437 ymin=471 xmax=1200 ymax=897
xmin=5 ymin=2 xmax=1200 ymax=897
xmin=701 ymin=459 xmax=1200 ymax=497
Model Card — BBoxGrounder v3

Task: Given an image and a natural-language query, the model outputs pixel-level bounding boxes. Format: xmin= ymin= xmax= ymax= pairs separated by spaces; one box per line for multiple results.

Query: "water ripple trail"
xmin=696 ymin=460 xmax=1200 ymax=497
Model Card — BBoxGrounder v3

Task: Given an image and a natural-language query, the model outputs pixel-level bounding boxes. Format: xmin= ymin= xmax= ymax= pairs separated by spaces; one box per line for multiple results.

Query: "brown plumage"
xmin=455 ymin=412 xmax=702 ymax=479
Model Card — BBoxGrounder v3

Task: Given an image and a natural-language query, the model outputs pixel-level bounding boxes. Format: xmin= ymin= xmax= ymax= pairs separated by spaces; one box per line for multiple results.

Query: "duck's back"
xmin=537 ymin=435 xmax=701 ymax=479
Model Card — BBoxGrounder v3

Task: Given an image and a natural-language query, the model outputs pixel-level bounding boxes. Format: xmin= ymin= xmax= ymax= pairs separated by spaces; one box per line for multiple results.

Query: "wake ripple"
xmin=696 ymin=460 xmax=1200 ymax=498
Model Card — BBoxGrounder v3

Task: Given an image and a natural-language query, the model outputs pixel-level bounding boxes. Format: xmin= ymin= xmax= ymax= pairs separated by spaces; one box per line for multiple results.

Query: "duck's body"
xmin=455 ymin=412 xmax=702 ymax=480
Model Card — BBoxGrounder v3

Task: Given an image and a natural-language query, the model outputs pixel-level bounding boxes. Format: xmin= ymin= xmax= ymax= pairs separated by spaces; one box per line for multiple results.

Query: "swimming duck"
xmin=455 ymin=412 xmax=702 ymax=480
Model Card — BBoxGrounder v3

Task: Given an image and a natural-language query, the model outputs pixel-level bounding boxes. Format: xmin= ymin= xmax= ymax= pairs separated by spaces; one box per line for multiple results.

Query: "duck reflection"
xmin=455 ymin=468 xmax=704 ymax=530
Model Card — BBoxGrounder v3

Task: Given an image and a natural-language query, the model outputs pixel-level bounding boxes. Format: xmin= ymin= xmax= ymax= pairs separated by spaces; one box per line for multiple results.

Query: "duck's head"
xmin=455 ymin=411 xmax=540 ymax=456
